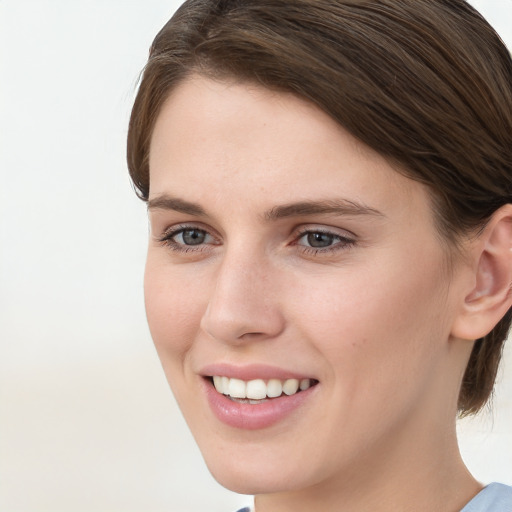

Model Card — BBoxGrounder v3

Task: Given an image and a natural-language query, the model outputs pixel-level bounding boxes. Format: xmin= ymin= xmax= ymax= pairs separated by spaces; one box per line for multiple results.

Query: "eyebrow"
xmin=147 ymin=194 xmax=384 ymax=220
xmin=147 ymin=195 xmax=206 ymax=216
xmin=264 ymin=199 xmax=385 ymax=221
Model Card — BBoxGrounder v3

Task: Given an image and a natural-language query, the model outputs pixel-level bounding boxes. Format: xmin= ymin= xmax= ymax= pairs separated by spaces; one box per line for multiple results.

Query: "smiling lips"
xmin=203 ymin=373 xmax=319 ymax=430
xmin=212 ymin=376 xmax=315 ymax=402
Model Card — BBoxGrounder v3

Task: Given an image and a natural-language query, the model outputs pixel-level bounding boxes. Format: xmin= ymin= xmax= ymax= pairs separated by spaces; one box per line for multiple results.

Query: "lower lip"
xmin=202 ymin=379 xmax=317 ymax=430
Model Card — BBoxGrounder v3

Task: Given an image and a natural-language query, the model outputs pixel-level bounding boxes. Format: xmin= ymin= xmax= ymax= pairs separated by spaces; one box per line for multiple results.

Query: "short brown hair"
xmin=127 ymin=0 xmax=512 ymax=415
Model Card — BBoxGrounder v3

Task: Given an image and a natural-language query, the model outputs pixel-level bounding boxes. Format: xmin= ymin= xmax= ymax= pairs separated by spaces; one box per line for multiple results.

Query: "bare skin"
xmin=145 ymin=76 xmax=512 ymax=512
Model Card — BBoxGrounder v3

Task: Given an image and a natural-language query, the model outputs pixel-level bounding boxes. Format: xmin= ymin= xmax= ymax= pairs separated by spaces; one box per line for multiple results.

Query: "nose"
xmin=200 ymin=249 xmax=285 ymax=344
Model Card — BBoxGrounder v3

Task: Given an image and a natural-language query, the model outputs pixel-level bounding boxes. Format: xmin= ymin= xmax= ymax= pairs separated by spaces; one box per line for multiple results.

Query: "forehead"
xmin=148 ymin=75 xmax=431 ymax=227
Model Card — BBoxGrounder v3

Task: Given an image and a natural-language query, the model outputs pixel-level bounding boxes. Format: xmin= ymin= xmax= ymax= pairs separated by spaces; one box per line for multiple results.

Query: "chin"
xmin=199 ymin=441 xmax=326 ymax=496
xmin=206 ymin=460 xmax=298 ymax=495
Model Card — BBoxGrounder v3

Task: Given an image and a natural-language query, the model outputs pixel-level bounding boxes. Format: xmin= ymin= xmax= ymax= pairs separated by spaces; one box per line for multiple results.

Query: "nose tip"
xmin=200 ymin=300 xmax=282 ymax=343
xmin=199 ymin=258 xmax=285 ymax=344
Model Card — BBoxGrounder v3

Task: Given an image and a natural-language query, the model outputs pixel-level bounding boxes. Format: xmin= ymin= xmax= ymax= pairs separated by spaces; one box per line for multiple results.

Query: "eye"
xmin=158 ymin=225 xmax=218 ymax=252
xmin=294 ymin=228 xmax=355 ymax=253
xmin=302 ymin=232 xmax=337 ymax=248
xmin=176 ymin=228 xmax=210 ymax=246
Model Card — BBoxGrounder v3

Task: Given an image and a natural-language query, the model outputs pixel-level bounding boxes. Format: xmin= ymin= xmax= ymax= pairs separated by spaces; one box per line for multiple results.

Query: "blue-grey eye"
xmin=306 ymin=232 xmax=335 ymax=248
xmin=179 ymin=229 xmax=208 ymax=245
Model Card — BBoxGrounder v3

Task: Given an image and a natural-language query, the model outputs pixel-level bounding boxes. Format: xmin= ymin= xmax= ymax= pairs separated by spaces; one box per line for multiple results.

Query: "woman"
xmin=127 ymin=1 xmax=512 ymax=510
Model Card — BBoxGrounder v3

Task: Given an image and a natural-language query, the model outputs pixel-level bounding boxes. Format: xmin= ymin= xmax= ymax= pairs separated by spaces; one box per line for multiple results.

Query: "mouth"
xmin=209 ymin=375 xmax=319 ymax=404
xmin=199 ymin=364 xmax=320 ymax=429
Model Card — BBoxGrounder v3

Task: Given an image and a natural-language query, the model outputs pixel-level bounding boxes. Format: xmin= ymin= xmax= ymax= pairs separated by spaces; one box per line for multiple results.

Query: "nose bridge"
xmin=200 ymin=244 xmax=284 ymax=343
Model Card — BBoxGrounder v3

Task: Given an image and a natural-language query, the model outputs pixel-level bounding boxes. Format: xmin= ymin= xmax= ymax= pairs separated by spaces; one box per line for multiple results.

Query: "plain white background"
xmin=0 ymin=1 xmax=511 ymax=511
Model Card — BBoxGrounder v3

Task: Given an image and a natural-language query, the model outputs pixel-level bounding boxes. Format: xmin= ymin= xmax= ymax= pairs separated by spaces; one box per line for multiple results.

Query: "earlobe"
xmin=451 ymin=205 xmax=512 ymax=341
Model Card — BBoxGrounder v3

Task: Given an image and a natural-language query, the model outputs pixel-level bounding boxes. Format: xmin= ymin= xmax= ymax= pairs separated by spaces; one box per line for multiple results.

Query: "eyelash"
xmin=158 ymin=224 xmax=217 ymax=253
xmin=293 ymin=227 xmax=356 ymax=255
xmin=157 ymin=224 xmax=356 ymax=256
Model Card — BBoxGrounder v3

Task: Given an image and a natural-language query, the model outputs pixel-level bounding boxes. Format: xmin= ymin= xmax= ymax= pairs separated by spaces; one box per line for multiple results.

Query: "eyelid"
xmin=291 ymin=224 xmax=357 ymax=254
xmin=155 ymin=221 xmax=357 ymax=257
xmin=158 ymin=221 xmax=218 ymax=239
xmin=157 ymin=223 xmax=220 ymax=252
xmin=293 ymin=223 xmax=356 ymax=241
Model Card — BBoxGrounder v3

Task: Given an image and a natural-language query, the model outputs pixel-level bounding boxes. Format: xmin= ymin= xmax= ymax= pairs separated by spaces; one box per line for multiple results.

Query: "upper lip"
xmin=199 ymin=363 xmax=316 ymax=381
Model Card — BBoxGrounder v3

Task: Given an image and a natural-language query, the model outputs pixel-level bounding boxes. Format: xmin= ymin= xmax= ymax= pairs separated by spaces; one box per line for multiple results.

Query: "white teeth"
xmin=221 ymin=376 xmax=229 ymax=395
xmin=266 ymin=379 xmax=283 ymax=398
xmin=282 ymin=378 xmax=299 ymax=396
xmin=300 ymin=378 xmax=311 ymax=391
xmin=213 ymin=376 xmax=222 ymax=392
xmin=212 ymin=376 xmax=315 ymax=400
xmin=246 ymin=379 xmax=267 ymax=400
xmin=228 ymin=378 xmax=246 ymax=398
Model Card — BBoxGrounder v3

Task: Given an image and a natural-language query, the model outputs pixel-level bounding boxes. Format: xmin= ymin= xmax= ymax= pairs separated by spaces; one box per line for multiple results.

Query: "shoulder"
xmin=461 ymin=483 xmax=512 ymax=512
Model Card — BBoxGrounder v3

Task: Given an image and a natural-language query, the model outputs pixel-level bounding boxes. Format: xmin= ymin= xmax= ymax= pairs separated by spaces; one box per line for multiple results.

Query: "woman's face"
xmin=146 ymin=76 xmax=469 ymax=494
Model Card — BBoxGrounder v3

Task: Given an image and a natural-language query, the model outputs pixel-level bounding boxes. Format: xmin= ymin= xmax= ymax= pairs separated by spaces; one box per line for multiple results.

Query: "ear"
xmin=451 ymin=205 xmax=512 ymax=341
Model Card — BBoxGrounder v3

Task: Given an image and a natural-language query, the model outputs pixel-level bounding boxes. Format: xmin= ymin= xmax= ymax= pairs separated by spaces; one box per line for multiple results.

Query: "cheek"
xmin=144 ymin=255 xmax=206 ymax=365
xmin=287 ymin=253 xmax=452 ymax=395
xmin=276 ymin=257 xmax=454 ymax=464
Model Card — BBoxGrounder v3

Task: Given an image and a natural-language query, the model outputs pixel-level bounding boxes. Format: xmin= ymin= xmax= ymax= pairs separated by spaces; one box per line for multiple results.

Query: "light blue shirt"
xmin=461 ymin=483 xmax=512 ymax=511
xmin=235 ymin=483 xmax=512 ymax=512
